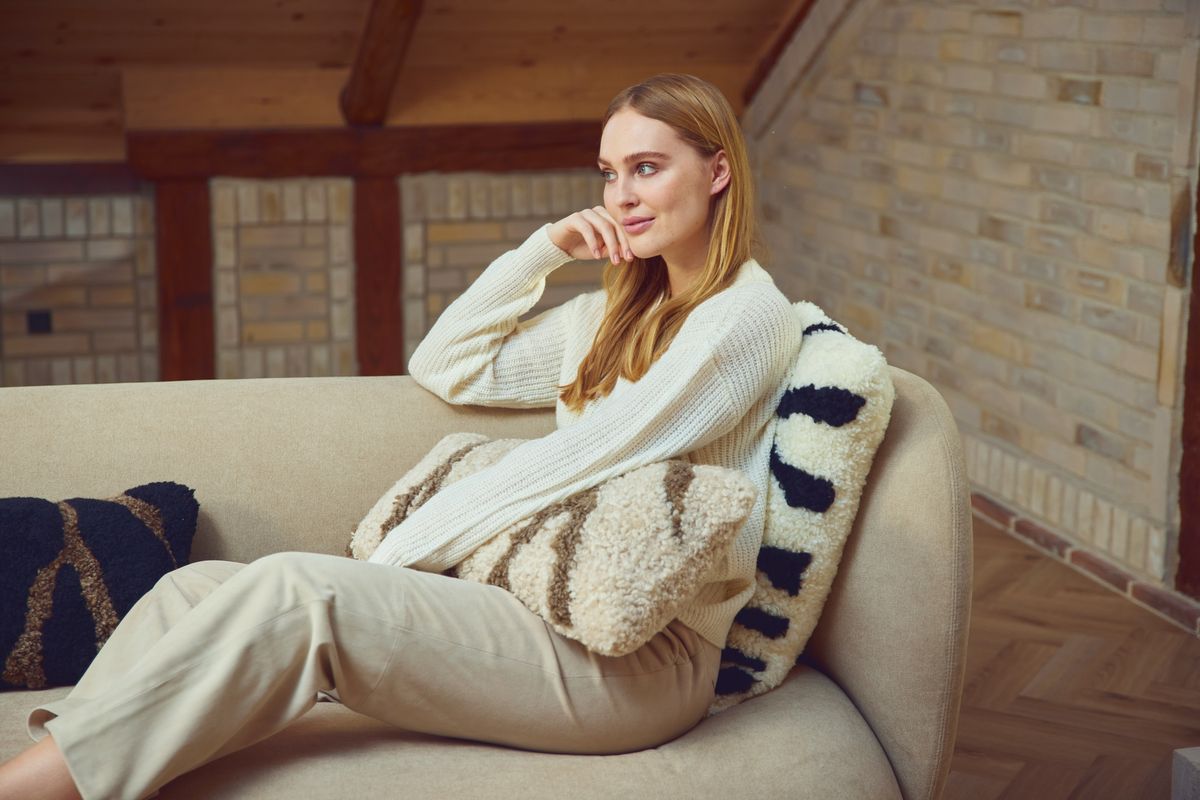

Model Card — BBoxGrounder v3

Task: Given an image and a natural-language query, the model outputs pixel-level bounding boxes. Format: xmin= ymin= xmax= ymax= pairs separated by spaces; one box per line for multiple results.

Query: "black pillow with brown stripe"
xmin=347 ymin=433 xmax=756 ymax=657
xmin=0 ymin=481 xmax=199 ymax=691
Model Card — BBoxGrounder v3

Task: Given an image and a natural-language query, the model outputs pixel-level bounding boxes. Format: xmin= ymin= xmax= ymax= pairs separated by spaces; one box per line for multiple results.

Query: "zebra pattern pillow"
xmin=0 ymin=481 xmax=200 ymax=691
xmin=347 ymin=434 xmax=757 ymax=657
xmin=707 ymin=300 xmax=895 ymax=715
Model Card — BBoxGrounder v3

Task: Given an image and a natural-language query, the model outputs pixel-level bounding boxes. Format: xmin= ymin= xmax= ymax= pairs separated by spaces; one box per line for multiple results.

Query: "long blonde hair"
xmin=557 ymin=73 xmax=761 ymax=413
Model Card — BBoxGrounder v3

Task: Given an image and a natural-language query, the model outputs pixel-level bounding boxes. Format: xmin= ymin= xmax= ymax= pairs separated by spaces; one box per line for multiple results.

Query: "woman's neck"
xmin=660 ymin=226 xmax=711 ymax=298
xmin=663 ymin=255 xmax=706 ymax=299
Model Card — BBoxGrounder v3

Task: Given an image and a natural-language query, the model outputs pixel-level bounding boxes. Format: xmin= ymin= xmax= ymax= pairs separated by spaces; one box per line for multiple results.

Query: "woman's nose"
xmin=614 ymin=177 xmax=637 ymax=207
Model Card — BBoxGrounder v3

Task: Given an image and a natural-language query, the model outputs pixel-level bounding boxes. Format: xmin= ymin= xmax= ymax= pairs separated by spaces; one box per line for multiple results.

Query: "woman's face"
xmin=597 ymin=107 xmax=729 ymax=272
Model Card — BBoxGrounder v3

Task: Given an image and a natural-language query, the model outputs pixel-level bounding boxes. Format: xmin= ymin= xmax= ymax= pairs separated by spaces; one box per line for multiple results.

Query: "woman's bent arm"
xmin=406 ymin=222 xmax=577 ymax=408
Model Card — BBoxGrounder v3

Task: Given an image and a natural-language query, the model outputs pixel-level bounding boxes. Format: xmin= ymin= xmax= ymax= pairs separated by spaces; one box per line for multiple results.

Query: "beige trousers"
xmin=25 ymin=552 xmax=721 ymax=800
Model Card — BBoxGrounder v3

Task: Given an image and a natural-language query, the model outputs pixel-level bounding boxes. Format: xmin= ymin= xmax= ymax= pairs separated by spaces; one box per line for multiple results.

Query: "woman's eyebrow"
xmin=596 ymin=150 xmax=671 ymax=166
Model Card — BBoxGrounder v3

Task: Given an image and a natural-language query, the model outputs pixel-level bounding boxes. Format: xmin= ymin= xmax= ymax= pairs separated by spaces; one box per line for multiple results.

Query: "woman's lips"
xmin=623 ymin=218 xmax=654 ymax=234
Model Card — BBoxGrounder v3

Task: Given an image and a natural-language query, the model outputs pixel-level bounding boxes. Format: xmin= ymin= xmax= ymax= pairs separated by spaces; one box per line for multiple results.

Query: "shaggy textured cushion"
xmin=0 ymin=482 xmax=199 ymax=691
xmin=708 ymin=300 xmax=895 ymax=715
xmin=347 ymin=434 xmax=757 ymax=657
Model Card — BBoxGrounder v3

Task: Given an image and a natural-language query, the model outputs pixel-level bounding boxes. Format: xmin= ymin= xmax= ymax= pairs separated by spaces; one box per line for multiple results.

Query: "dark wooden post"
xmin=1177 ymin=190 xmax=1200 ymax=600
xmin=154 ymin=179 xmax=215 ymax=381
xmin=354 ymin=176 xmax=404 ymax=375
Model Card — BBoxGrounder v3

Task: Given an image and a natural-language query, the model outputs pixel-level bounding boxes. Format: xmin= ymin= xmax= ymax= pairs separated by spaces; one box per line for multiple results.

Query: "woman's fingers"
xmin=571 ymin=215 xmax=601 ymax=260
xmin=548 ymin=212 xmax=599 ymax=260
xmin=579 ymin=208 xmax=618 ymax=263
xmin=548 ymin=208 xmax=632 ymax=263
xmin=591 ymin=206 xmax=632 ymax=261
xmin=580 ymin=207 xmax=625 ymax=264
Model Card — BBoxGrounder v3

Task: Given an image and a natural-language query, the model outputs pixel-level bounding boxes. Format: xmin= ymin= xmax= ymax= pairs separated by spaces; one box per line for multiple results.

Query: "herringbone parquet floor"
xmin=942 ymin=514 xmax=1200 ymax=800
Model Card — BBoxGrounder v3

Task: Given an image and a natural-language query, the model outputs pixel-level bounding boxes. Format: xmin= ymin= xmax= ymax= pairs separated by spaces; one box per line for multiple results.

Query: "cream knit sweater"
xmin=369 ymin=222 xmax=803 ymax=650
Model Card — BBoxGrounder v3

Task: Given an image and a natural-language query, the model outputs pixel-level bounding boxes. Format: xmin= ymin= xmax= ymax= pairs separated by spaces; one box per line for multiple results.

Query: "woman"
xmin=0 ymin=72 xmax=801 ymax=800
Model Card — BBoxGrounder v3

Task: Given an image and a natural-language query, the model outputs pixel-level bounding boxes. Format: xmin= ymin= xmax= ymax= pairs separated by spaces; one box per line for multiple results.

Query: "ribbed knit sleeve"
xmin=368 ymin=285 xmax=797 ymax=572
xmin=406 ymin=222 xmax=577 ymax=408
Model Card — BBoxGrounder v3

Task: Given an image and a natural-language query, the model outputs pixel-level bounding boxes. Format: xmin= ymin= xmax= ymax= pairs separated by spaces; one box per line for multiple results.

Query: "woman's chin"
xmin=626 ymin=234 xmax=658 ymax=262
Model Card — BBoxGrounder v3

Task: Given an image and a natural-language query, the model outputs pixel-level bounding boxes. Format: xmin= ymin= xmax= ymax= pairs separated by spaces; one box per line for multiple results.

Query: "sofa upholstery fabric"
xmin=0 ymin=368 xmax=970 ymax=800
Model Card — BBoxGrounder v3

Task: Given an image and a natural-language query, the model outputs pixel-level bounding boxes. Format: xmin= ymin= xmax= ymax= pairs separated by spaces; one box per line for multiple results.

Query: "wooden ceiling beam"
xmin=741 ymin=0 xmax=816 ymax=109
xmin=340 ymin=0 xmax=423 ymax=127
xmin=126 ymin=121 xmax=600 ymax=179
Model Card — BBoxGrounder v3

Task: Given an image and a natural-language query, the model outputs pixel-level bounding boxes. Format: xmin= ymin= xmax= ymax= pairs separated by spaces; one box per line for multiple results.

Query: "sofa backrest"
xmin=0 ymin=376 xmax=557 ymax=563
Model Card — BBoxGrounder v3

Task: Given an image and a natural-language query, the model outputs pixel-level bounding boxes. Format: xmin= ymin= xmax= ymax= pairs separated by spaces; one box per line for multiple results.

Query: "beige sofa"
xmin=0 ymin=366 xmax=971 ymax=799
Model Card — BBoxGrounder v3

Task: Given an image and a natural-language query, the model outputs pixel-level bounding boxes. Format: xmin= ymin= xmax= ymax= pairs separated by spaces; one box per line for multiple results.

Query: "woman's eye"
xmin=600 ymin=170 xmax=614 ymax=182
xmin=636 ymin=163 xmax=657 ymax=176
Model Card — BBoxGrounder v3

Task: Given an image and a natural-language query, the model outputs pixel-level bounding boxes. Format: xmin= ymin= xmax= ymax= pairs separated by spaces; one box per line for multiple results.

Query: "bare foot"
xmin=0 ymin=734 xmax=84 ymax=800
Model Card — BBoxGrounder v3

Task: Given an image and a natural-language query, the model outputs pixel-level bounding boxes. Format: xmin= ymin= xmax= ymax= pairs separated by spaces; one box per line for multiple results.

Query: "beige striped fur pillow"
xmin=347 ymin=432 xmax=756 ymax=657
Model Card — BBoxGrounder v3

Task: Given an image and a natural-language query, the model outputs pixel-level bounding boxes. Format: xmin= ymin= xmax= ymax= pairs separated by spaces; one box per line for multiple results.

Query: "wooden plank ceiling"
xmin=0 ymin=0 xmax=804 ymax=163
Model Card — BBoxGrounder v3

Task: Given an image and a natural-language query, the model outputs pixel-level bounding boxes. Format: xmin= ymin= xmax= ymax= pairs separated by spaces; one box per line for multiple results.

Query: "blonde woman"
xmin=0 ymin=73 xmax=801 ymax=800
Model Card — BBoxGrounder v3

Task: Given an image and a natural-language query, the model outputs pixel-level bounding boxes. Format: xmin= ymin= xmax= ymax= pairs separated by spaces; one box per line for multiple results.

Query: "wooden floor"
xmin=943 ymin=514 xmax=1200 ymax=800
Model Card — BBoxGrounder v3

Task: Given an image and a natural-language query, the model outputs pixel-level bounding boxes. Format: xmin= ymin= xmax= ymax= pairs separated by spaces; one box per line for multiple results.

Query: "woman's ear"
xmin=709 ymin=150 xmax=731 ymax=196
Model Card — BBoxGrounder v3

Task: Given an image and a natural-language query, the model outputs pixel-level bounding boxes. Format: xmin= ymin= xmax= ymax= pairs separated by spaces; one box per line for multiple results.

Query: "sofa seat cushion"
xmin=0 ymin=667 xmax=901 ymax=799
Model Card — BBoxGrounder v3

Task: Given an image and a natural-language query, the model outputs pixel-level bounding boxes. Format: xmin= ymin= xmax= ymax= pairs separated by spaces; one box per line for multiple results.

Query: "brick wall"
xmin=743 ymin=0 xmax=1194 ymax=592
xmin=0 ymin=171 xmax=604 ymax=385
xmin=399 ymin=170 xmax=605 ymax=366
xmin=211 ymin=178 xmax=357 ymax=378
xmin=0 ymin=193 xmax=158 ymax=386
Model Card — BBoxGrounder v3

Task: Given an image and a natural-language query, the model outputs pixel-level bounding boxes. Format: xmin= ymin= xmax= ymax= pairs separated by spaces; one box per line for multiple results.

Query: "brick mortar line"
xmin=777 ymin=100 xmax=1181 ymax=141
xmin=764 ymin=171 xmax=1173 ymax=235
xmin=762 ymin=171 xmax=1172 ymax=232
xmin=763 ymin=131 xmax=1176 ymax=169
xmin=970 ymin=492 xmax=1200 ymax=637
xmin=784 ymin=216 xmax=1165 ymax=281
xmin=790 ymin=107 xmax=1171 ymax=152
xmin=764 ymin=177 xmax=1170 ymax=228
xmin=810 ymin=84 xmax=1183 ymax=113
xmin=803 ymin=111 xmax=1180 ymax=141
xmin=853 ymin=73 xmax=1183 ymax=92
xmin=755 ymin=201 xmax=1165 ymax=267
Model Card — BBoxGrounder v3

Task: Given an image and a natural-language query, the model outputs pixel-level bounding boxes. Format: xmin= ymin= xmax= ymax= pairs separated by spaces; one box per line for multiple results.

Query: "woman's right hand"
xmin=548 ymin=207 xmax=634 ymax=265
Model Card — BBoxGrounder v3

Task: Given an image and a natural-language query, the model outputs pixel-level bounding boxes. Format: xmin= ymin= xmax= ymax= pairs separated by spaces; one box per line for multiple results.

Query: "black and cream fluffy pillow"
xmin=708 ymin=300 xmax=895 ymax=715
xmin=0 ymin=482 xmax=199 ymax=690
xmin=347 ymin=434 xmax=757 ymax=657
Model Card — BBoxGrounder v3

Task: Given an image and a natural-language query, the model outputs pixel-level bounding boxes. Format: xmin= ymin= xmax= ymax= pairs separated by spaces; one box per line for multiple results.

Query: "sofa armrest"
xmin=803 ymin=367 xmax=973 ymax=800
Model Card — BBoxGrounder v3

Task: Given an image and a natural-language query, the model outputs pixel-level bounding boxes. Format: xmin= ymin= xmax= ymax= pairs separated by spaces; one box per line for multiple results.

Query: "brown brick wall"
xmin=0 ymin=193 xmax=158 ymax=385
xmin=744 ymin=0 xmax=1195 ymax=585
xmin=399 ymin=170 xmax=605 ymax=366
xmin=211 ymin=178 xmax=357 ymax=378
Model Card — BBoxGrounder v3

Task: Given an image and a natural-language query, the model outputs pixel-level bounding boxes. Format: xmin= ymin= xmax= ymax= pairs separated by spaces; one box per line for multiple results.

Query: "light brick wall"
xmin=211 ymin=178 xmax=357 ymax=378
xmin=399 ymin=170 xmax=605 ymax=366
xmin=0 ymin=193 xmax=158 ymax=386
xmin=744 ymin=0 xmax=1195 ymax=585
